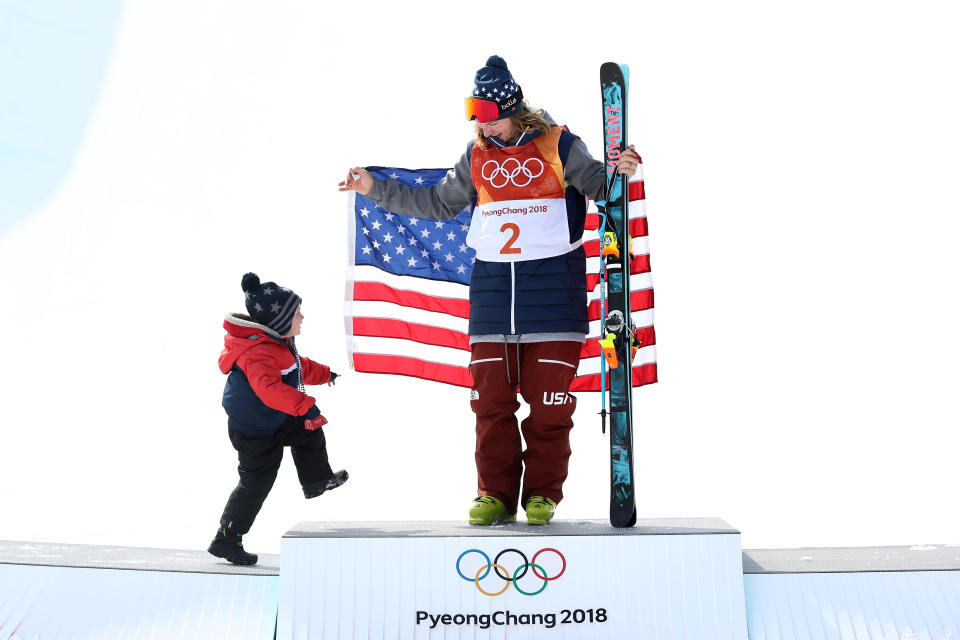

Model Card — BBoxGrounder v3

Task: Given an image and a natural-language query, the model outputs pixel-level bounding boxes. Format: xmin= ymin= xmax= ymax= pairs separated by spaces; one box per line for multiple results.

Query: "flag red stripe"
xmin=569 ymin=363 xmax=658 ymax=391
xmin=585 ymin=255 xmax=651 ymax=291
xmin=629 ymin=180 xmax=645 ymax=201
xmin=351 ymin=320 xmax=655 ymax=366
xmin=352 ymin=353 xmax=474 ymax=387
xmin=587 ymin=289 xmax=654 ymax=321
xmin=351 ymin=317 xmax=470 ymax=351
xmin=352 ymin=281 xmax=470 ymax=319
xmin=585 ymin=194 xmax=646 ymax=230
xmin=353 ymin=354 xmax=657 ymax=391
xmin=589 ymin=216 xmax=649 ymax=239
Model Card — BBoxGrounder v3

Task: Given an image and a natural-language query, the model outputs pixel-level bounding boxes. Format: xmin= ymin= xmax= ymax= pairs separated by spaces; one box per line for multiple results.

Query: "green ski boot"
xmin=468 ymin=496 xmax=515 ymax=525
xmin=525 ymin=496 xmax=557 ymax=525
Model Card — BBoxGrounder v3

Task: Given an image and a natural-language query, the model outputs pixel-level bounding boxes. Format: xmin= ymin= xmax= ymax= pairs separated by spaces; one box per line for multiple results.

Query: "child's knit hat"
xmin=241 ymin=272 xmax=301 ymax=336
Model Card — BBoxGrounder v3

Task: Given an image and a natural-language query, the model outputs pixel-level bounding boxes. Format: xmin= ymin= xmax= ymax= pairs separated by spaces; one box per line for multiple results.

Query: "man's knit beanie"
xmin=241 ymin=272 xmax=301 ymax=336
xmin=472 ymin=55 xmax=523 ymax=120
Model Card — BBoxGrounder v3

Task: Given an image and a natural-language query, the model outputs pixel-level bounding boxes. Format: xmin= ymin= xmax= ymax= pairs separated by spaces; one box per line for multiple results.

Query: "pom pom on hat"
xmin=241 ymin=272 xmax=261 ymax=293
xmin=484 ymin=55 xmax=508 ymax=70
xmin=241 ymin=272 xmax=302 ymax=336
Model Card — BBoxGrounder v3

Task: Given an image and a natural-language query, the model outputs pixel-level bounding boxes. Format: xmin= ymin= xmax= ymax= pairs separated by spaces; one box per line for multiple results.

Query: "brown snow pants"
xmin=469 ymin=340 xmax=581 ymax=515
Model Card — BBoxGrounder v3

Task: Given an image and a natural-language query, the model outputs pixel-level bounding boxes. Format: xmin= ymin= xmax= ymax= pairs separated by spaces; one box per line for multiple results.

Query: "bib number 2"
xmin=500 ymin=223 xmax=521 ymax=255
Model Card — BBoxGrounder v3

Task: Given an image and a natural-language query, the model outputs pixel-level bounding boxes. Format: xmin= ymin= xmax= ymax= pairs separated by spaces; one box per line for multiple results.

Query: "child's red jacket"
xmin=219 ymin=314 xmax=332 ymax=435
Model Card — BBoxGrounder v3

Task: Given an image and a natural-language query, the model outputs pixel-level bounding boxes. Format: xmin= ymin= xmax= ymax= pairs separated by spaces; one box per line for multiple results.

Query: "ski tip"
xmin=600 ymin=62 xmax=629 ymax=86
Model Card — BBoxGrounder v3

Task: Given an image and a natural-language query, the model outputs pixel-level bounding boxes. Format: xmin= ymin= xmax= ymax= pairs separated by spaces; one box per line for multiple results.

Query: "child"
xmin=208 ymin=272 xmax=347 ymax=565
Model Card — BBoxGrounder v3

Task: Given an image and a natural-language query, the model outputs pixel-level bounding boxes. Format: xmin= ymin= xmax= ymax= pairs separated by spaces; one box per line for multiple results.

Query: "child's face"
xmin=284 ymin=305 xmax=304 ymax=338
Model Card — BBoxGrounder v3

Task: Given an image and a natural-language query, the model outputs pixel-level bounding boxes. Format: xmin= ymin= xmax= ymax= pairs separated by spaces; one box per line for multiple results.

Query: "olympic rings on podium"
xmin=494 ymin=548 xmax=528 ymax=580
xmin=475 ymin=563 xmax=512 ymax=596
xmin=456 ymin=549 xmax=491 ymax=581
xmin=512 ymin=563 xmax=548 ymax=596
xmin=455 ymin=547 xmax=567 ymax=596
xmin=532 ymin=548 xmax=566 ymax=580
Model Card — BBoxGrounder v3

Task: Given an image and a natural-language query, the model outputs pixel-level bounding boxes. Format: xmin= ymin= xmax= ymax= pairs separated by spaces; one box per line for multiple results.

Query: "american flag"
xmin=344 ymin=166 xmax=657 ymax=391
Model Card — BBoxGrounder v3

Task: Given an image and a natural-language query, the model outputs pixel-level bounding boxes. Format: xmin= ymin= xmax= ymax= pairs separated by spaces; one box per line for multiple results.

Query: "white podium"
xmin=0 ymin=540 xmax=280 ymax=639
xmin=277 ymin=519 xmax=748 ymax=639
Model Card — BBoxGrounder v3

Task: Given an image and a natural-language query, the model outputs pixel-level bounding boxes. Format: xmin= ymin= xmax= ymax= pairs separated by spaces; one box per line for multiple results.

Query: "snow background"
xmin=1 ymin=0 xmax=958 ymax=555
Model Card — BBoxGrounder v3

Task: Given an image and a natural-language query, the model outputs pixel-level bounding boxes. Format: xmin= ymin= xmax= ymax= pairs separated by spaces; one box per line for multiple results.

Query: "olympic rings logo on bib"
xmin=480 ymin=158 xmax=545 ymax=189
xmin=456 ymin=548 xmax=566 ymax=596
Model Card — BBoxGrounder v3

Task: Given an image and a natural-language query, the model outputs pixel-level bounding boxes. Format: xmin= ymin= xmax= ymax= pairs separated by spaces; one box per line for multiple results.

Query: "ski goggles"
xmin=464 ymin=89 xmax=523 ymax=123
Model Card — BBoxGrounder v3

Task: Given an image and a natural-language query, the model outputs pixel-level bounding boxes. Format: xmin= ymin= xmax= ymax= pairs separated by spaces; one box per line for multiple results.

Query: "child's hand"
xmin=328 ymin=372 xmax=339 ymax=387
xmin=305 ymin=414 xmax=328 ymax=431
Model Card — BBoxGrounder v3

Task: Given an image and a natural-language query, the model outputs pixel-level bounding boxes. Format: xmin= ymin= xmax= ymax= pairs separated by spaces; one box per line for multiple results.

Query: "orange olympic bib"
xmin=467 ymin=127 xmax=579 ymax=262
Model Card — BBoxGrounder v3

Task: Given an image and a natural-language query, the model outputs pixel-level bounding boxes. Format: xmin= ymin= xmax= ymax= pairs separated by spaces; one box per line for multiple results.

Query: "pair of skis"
xmin=598 ymin=62 xmax=638 ymax=528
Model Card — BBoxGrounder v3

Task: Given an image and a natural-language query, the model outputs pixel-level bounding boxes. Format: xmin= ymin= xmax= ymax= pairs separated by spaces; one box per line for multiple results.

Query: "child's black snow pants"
xmin=218 ymin=413 xmax=334 ymax=535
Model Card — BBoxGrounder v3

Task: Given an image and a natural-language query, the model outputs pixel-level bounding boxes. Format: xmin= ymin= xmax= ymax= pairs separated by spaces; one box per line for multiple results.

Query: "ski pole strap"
xmin=603 ymin=166 xmax=618 ymax=204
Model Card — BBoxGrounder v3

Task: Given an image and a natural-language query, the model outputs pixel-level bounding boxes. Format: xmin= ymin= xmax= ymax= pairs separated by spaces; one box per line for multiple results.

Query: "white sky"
xmin=1 ymin=0 xmax=959 ymax=555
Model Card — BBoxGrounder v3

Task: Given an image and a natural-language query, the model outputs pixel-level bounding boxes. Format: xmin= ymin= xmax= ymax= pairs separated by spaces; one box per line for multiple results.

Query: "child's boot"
xmin=208 ymin=527 xmax=258 ymax=565
xmin=304 ymin=469 xmax=349 ymax=499
xmin=524 ymin=496 xmax=557 ymax=525
xmin=469 ymin=496 xmax=515 ymax=525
